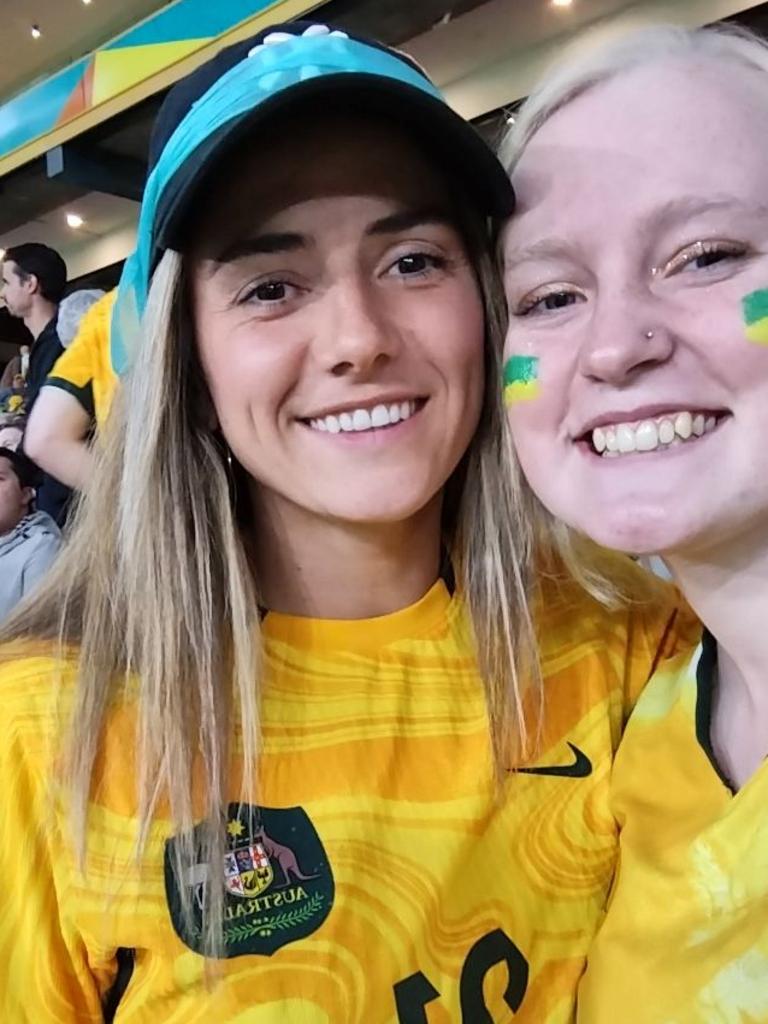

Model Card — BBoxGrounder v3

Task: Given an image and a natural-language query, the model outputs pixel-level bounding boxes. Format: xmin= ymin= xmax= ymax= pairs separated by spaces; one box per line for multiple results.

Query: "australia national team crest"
xmin=164 ymin=803 xmax=334 ymax=958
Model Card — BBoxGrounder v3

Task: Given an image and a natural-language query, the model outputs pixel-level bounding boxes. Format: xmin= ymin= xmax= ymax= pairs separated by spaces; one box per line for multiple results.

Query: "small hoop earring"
xmin=644 ymin=329 xmax=655 ymax=340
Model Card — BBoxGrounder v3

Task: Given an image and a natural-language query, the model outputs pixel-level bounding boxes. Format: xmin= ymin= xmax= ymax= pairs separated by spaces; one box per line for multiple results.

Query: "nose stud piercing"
xmin=644 ymin=329 xmax=655 ymax=340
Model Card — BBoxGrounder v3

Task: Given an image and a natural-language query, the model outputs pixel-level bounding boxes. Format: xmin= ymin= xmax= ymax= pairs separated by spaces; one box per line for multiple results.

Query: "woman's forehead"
xmin=186 ymin=117 xmax=455 ymax=253
xmin=511 ymin=58 xmax=768 ymax=223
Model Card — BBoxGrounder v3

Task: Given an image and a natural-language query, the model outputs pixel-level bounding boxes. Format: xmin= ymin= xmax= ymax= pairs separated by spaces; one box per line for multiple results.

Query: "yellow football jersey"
xmin=578 ymin=631 xmax=768 ymax=1023
xmin=0 ymin=578 xmax=695 ymax=1023
xmin=45 ymin=289 xmax=118 ymax=428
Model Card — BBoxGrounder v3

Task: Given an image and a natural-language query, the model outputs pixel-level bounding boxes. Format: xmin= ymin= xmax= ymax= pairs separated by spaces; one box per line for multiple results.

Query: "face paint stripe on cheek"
xmin=743 ymin=289 xmax=768 ymax=345
xmin=503 ymin=354 xmax=540 ymax=405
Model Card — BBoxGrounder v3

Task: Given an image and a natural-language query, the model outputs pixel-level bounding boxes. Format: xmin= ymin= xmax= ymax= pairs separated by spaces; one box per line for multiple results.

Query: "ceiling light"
xmin=31 ymin=24 xmax=42 ymax=39
xmin=66 ymin=212 xmax=84 ymax=229
xmin=82 ymin=0 xmax=92 ymax=4
xmin=552 ymin=0 xmax=573 ymax=6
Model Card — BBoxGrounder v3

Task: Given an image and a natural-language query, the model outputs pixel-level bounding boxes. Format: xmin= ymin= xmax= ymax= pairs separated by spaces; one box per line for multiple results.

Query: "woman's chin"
xmin=573 ymin=506 xmax=691 ymax=559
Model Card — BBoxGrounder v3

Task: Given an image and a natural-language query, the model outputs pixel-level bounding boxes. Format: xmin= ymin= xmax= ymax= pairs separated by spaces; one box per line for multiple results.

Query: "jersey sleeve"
xmin=45 ymin=310 xmax=99 ymax=417
xmin=0 ymin=657 xmax=109 ymax=1022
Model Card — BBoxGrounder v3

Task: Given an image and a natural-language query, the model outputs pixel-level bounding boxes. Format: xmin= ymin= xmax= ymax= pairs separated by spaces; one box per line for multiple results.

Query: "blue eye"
xmin=666 ymin=241 xmax=748 ymax=276
xmin=517 ymin=289 xmax=582 ymax=317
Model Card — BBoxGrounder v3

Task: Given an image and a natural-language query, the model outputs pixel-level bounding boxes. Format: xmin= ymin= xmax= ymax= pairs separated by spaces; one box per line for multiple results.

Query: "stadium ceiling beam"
xmin=46 ymin=144 xmax=146 ymax=202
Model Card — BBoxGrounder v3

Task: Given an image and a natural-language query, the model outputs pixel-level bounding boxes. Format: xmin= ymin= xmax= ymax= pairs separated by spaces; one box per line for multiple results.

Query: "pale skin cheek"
xmin=742 ymin=288 xmax=768 ymax=345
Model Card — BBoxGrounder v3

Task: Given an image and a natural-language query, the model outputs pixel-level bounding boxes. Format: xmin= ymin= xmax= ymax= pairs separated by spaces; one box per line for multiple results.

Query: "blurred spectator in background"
xmin=0 ymin=415 xmax=25 ymax=452
xmin=0 ymin=375 xmax=26 ymax=414
xmin=57 ymin=289 xmax=106 ymax=349
xmin=0 ymin=446 xmax=61 ymax=622
xmin=0 ymin=344 xmax=30 ymax=388
xmin=25 ymin=289 xmax=114 ymax=491
xmin=1 ymin=243 xmax=71 ymax=524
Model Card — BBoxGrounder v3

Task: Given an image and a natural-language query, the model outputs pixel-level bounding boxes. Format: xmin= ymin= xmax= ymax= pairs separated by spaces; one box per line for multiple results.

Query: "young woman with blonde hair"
xmin=502 ymin=22 xmax=768 ymax=1022
xmin=0 ymin=20 xmax=691 ymax=1023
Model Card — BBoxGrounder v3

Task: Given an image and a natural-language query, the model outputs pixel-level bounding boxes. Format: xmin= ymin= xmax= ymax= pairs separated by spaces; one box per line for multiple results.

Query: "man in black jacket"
xmin=1 ymin=244 xmax=71 ymax=523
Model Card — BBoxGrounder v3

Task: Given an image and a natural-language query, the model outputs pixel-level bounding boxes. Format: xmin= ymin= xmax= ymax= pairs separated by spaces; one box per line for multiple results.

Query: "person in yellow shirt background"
xmin=24 ymin=288 xmax=116 ymax=490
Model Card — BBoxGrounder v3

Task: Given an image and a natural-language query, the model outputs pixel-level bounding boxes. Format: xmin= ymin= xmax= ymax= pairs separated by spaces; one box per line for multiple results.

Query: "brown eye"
xmin=542 ymin=292 xmax=575 ymax=310
xmin=254 ymin=281 xmax=286 ymax=302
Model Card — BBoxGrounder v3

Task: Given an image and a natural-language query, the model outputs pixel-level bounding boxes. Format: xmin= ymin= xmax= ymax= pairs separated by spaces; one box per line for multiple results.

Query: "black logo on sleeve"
xmin=164 ymin=803 xmax=334 ymax=958
xmin=517 ymin=742 xmax=592 ymax=778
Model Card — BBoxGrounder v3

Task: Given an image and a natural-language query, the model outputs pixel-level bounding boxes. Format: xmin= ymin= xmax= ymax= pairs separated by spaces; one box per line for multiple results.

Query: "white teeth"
xmin=352 ymin=408 xmax=371 ymax=432
xmin=658 ymin=419 xmax=675 ymax=445
xmin=590 ymin=409 xmax=720 ymax=459
xmin=617 ymin=424 xmax=636 ymax=453
xmin=371 ymin=404 xmax=390 ymax=428
xmin=308 ymin=401 xmax=418 ymax=434
xmin=675 ymin=411 xmax=692 ymax=440
xmin=635 ymin=420 xmax=658 ymax=452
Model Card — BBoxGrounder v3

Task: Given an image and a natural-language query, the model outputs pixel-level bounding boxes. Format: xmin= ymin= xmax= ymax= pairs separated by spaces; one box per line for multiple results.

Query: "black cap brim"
xmin=153 ymin=73 xmax=514 ymax=260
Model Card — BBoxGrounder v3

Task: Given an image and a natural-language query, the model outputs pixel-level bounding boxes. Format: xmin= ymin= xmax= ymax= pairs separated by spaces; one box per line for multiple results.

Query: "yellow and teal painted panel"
xmin=0 ymin=0 xmax=321 ymax=174
xmin=743 ymin=290 xmax=768 ymax=345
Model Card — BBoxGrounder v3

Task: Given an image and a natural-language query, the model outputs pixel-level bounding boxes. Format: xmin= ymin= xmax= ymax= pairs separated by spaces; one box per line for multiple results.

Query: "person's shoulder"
xmin=87 ymin=289 xmax=117 ymax=341
xmin=0 ymin=639 xmax=75 ymax=725
xmin=25 ymin=510 xmax=62 ymax=539
xmin=535 ymin=555 xmax=699 ymax=663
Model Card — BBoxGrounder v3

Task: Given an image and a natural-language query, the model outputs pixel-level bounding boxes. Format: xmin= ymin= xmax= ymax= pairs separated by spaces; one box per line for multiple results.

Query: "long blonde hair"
xmin=0 ymin=196 xmax=552 ymax=950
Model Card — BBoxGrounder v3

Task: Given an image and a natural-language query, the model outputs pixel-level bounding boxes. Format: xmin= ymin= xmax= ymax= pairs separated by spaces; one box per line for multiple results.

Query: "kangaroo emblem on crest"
xmin=254 ymin=825 xmax=318 ymax=887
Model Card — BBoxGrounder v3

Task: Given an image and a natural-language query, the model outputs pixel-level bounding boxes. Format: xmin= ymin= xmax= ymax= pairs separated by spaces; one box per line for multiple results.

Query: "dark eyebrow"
xmin=208 ymin=206 xmax=455 ymax=275
xmin=210 ymin=232 xmax=308 ymax=273
xmin=366 ymin=206 xmax=456 ymax=236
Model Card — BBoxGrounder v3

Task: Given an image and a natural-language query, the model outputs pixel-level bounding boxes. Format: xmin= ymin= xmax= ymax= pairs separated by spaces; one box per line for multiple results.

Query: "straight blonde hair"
xmin=0 ymin=201 xmax=560 ymax=952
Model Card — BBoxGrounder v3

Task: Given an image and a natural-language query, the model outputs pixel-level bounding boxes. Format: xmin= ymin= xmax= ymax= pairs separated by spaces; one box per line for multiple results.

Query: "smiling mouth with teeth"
xmin=588 ymin=410 xmax=723 ymax=458
xmin=306 ymin=399 xmax=424 ymax=435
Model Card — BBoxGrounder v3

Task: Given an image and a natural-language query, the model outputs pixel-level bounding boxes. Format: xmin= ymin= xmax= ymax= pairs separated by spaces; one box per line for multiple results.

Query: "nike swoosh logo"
xmin=517 ymin=742 xmax=593 ymax=778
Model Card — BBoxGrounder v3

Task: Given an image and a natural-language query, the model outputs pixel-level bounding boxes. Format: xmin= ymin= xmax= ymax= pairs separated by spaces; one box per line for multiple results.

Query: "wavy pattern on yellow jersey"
xmin=0 ymin=580 xmax=696 ymax=1023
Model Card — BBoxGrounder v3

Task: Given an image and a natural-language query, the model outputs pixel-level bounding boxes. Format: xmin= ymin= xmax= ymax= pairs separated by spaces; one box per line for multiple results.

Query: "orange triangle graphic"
xmin=56 ymin=59 xmax=95 ymax=126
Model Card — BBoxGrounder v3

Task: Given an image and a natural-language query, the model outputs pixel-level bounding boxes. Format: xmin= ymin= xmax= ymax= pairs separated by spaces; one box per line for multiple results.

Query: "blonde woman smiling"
xmin=502 ymin=23 xmax=768 ymax=1023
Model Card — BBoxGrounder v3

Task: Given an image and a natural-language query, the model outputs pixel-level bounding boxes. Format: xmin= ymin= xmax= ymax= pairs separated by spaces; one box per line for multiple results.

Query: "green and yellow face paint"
xmin=503 ymin=355 xmax=540 ymax=405
xmin=743 ymin=289 xmax=768 ymax=345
